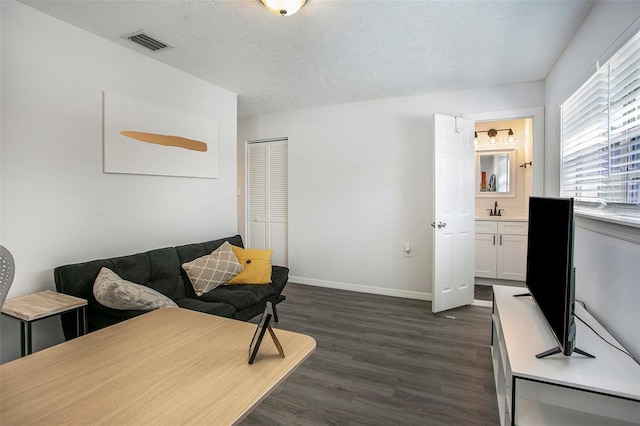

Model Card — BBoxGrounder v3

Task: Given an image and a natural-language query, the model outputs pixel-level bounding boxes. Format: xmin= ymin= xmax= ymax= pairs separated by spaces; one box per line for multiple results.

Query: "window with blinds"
xmin=561 ymin=30 xmax=640 ymax=225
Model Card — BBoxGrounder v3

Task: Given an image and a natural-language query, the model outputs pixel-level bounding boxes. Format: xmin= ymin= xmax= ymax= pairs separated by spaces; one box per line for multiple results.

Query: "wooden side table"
xmin=1 ymin=290 xmax=87 ymax=356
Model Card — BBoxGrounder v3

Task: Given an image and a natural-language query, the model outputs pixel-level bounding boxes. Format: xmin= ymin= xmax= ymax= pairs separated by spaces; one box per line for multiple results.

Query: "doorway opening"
xmin=464 ymin=108 xmax=544 ymax=305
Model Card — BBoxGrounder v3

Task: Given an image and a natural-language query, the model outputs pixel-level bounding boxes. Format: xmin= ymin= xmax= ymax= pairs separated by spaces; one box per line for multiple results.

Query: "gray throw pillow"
xmin=93 ymin=267 xmax=178 ymax=310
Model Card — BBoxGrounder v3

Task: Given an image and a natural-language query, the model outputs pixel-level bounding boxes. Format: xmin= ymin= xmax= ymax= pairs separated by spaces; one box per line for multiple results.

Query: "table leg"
xmin=20 ymin=322 xmax=26 ymax=357
xmin=26 ymin=322 xmax=32 ymax=355
xmin=20 ymin=321 xmax=33 ymax=356
xmin=77 ymin=306 xmax=87 ymax=336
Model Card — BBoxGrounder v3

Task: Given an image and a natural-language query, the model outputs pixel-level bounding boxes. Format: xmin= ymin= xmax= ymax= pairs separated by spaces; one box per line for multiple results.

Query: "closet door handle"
xmin=493 ymin=235 xmax=496 ymax=245
xmin=500 ymin=235 xmax=503 ymax=245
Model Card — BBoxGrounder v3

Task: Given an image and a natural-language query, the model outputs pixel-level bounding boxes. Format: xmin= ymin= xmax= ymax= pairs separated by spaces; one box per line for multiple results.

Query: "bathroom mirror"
xmin=476 ymin=149 xmax=516 ymax=197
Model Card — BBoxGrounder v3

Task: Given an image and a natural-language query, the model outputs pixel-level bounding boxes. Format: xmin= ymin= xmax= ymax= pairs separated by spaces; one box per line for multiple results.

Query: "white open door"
xmin=432 ymin=114 xmax=475 ymax=313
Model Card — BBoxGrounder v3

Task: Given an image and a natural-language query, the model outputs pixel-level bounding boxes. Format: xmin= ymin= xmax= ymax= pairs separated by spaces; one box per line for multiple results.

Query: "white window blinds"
xmin=609 ymin=35 xmax=640 ymax=203
xmin=561 ymin=30 xmax=640 ymax=224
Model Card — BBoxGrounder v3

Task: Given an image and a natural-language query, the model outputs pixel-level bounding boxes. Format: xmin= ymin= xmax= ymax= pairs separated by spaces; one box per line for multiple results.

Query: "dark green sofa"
xmin=54 ymin=235 xmax=288 ymax=340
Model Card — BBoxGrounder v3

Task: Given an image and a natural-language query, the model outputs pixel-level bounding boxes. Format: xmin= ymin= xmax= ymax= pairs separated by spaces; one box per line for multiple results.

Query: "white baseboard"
xmin=289 ymin=276 xmax=493 ymax=308
xmin=289 ymin=276 xmax=432 ymax=301
xmin=472 ymin=299 xmax=493 ymax=308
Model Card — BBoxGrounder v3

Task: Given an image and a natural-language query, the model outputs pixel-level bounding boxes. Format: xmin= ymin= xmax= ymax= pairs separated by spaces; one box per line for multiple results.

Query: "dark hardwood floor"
xmin=474 ymin=284 xmax=494 ymax=301
xmin=242 ymin=283 xmax=500 ymax=426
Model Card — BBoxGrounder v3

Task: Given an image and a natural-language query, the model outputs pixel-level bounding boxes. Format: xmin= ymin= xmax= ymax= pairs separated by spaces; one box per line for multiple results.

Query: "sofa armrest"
xmin=270 ymin=265 xmax=289 ymax=297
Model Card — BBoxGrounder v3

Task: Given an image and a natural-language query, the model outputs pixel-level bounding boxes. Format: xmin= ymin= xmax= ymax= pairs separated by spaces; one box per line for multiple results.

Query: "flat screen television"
xmin=523 ymin=196 xmax=594 ymax=359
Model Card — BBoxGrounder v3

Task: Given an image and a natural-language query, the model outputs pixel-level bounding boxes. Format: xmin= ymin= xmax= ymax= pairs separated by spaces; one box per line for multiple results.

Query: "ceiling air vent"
xmin=123 ymin=31 xmax=172 ymax=52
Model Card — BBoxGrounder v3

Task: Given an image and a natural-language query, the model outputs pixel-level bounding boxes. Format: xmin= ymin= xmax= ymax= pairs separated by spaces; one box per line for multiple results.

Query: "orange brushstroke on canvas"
xmin=120 ymin=131 xmax=208 ymax=152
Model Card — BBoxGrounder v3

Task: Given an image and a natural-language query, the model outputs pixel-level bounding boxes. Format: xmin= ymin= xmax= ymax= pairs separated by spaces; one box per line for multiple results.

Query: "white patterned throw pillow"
xmin=93 ymin=267 xmax=178 ymax=310
xmin=182 ymin=241 xmax=244 ymax=296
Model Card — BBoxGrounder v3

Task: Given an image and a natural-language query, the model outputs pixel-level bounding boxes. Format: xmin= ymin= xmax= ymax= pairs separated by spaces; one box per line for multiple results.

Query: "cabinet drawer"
xmin=498 ymin=221 xmax=528 ymax=235
xmin=476 ymin=221 xmax=498 ymax=234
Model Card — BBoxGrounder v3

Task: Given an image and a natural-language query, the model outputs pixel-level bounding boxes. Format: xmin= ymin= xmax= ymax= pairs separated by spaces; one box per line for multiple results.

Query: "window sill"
xmin=575 ymin=211 xmax=640 ymax=245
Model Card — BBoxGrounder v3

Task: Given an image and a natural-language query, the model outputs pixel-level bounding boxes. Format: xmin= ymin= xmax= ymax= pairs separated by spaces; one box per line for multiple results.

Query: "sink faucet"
xmin=488 ymin=201 xmax=503 ymax=216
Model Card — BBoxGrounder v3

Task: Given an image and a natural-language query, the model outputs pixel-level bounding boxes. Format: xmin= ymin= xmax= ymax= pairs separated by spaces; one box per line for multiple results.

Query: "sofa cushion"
xmin=110 ymin=248 xmax=186 ymax=301
xmin=197 ymin=284 xmax=275 ymax=311
xmin=174 ymin=298 xmax=236 ymax=318
xmin=182 ymin=242 xmax=244 ymax=296
xmin=226 ymin=246 xmax=272 ymax=285
xmin=54 ymin=247 xmax=185 ymax=303
xmin=94 ymin=267 xmax=178 ymax=310
xmin=176 ymin=235 xmax=245 ymax=264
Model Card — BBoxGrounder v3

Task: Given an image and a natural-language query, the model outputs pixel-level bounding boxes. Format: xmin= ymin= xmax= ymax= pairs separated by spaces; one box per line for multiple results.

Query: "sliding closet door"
xmin=246 ymin=139 xmax=288 ymax=266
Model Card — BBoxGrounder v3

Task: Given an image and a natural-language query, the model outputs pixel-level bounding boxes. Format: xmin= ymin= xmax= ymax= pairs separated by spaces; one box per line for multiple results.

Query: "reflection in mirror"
xmin=480 ymin=153 xmax=510 ymax=192
xmin=476 ymin=150 xmax=516 ymax=197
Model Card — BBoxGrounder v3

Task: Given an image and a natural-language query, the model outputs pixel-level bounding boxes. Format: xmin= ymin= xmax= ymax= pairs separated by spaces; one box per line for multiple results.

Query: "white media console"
xmin=491 ymin=285 xmax=640 ymax=425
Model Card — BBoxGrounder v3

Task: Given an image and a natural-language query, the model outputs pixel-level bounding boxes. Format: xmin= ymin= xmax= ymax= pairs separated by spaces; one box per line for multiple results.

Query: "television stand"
xmin=492 ymin=285 xmax=639 ymax=425
xmin=535 ymin=346 xmax=595 ymax=359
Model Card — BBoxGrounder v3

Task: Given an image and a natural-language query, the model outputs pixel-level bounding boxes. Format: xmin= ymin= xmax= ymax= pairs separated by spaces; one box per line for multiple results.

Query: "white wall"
xmin=239 ymin=82 xmax=544 ymax=300
xmin=0 ymin=1 xmax=238 ymax=363
xmin=545 ymin=1 xmax=640 ymax=358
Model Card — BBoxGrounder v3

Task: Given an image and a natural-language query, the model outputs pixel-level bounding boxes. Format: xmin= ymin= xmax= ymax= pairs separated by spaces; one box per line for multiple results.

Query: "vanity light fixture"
xmin=474 ymin=128 xmax=516 ymax=145
xmin=261 ymin=0 xmax=306 ymax=16
xmin=488 ymin=129 xmax=498 ymax=145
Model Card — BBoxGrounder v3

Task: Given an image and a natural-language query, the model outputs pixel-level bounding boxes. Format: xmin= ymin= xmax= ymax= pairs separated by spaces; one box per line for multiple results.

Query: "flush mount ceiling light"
xmin=261 ymin=0 xmax=306 ymax=16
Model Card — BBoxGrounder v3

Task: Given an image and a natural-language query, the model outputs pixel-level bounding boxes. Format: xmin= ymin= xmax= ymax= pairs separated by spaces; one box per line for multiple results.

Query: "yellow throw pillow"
xmin=225 ymin=246 xmax=273 ymax=285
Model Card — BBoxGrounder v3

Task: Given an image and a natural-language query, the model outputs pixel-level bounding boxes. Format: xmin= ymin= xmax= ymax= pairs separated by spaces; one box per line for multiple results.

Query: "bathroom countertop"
xmin=475 ymin=216 xmax=528 ymax=222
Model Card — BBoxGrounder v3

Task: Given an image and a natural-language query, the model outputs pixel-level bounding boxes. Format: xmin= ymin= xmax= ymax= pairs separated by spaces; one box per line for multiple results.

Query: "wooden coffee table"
xmin=0 ymin=308 xmax=316 ymax=425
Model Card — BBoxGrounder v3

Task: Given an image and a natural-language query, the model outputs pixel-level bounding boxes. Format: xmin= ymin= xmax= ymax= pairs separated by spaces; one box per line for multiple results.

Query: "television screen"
xmin=526 ymin=196 xmax=576 ymax=357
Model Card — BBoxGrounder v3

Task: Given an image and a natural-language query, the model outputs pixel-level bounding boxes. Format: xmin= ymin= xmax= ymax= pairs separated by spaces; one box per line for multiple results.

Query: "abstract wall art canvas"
xmin=103 ymin=92 xmax=219 ymax=178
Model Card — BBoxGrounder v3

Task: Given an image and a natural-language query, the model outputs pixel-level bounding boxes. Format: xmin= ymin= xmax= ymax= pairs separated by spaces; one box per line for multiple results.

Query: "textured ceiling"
xmin=21 ymin=0 xmax=594 ymax=118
